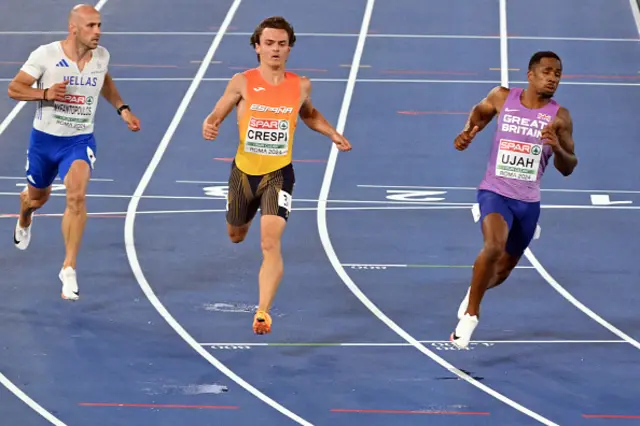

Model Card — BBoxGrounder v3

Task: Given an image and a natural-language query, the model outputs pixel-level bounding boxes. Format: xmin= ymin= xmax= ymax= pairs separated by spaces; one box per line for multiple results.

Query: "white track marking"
xmin=3 ymin=201 xmax=639 ymax=220
xmin=524 ymin=251 xmax=640 ymax=350
xmin=629 ymin=0 xmax=640 ymax=36
xmin=492 ymin=0 xmax=640 ymax=353
xmin=342 ymin=263 xmax=535 ymax=269
xmin=198 ymin=340 xmax=626 ymax=347
xmin=1 ymin=31 xmax=637 ymax=42
xmin=499 ymin=0 xmax=509 ymax=89
xmin=0 ymin=374 xmax=66 ymax=426
xmin=0 ymin=2 xmax=110 ymax=424
xmin=0 ymin=176 xmax=113 ymax=181
xmin=175 ymin=180 xmax=228 ymax=184
xmin=0 ymin=191 xmax=638 ymax=210
xmin=357 ymin=184 xmax=640 ymax=194
xmin=316 ymin=0 xmax=557 ymax=424
xmin=121 ymin=1 xmax=310 ymax=425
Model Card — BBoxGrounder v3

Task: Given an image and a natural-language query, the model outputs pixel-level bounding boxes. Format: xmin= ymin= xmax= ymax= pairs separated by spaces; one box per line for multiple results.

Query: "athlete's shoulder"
xmin=93 ymin=45 xmax=111 ymax=61
xmin=229 ymin=72 xmax=248 ymax=85
xmin=225 ymin=72 xmax=248 ymax=95
xmin=488 ymin=85 xmax=511 ymax=99
xmin=298 ymin=74 xmax=311 ymax=88
xmin=555 ymin=105 xmax=573 ymax=128
xmin=484 ymin=85 xmax=510 ymax=111
xmin=29 ymin=41 xmax=60 ymax=59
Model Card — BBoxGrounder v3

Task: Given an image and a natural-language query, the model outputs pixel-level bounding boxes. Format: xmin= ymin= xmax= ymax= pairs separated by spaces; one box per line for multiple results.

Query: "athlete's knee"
xmin=482 ymin=240 xmax=505 ymax=263
xmin=229 ymin=231 xmax=246 ymax=244
xmin=65 ymin=187 xmax=87 ymax=214
xmin=23 ymin=185 xmax=50 ymax=209
xmin=260 ymin=234 xmax=281 ymax=255
xmin=260 ymin=216 xmax=286 ymax=255
xmin=227 ymin=223 xmax=249 ymax=243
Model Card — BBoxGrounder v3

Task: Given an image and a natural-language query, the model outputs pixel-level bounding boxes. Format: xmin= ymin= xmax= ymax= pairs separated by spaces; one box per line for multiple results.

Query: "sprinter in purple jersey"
xmin=450 ymin=51 xmax=578 ymax=349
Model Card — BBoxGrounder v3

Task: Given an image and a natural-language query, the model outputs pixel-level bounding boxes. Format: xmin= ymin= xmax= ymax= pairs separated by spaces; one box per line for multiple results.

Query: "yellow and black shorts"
xmin=226 ymin=160 xmax=295 ymax=227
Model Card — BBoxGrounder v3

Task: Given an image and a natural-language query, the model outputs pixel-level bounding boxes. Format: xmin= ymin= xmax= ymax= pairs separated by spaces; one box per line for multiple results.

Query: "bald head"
xmin=69 ymin=4 xmax=100 ymax=24
xmin=67 ymin=4 xmax=102 ymax=50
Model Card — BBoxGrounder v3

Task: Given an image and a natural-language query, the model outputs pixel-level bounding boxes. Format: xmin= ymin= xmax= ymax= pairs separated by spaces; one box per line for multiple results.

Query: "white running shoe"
xmin=457 ymin=286 xmax=471 ymax=319
xmin=13 ymin=214 xmax=34 ymax=250
xmin=450 ymin=313 xmax=479 ymax=349
xmin=59 ymin=267 xmax=80 ymax=301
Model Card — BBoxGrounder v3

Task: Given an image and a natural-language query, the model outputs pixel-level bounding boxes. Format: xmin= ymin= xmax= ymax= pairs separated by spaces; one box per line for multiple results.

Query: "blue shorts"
xmin=477 ymin=189 xmax=540 ymax=257
xmin=25 ymin=128 xmax=97 ymax=188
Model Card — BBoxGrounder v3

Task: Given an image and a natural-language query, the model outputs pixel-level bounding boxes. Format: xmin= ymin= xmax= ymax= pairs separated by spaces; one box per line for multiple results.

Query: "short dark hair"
xmin=528 ymin=51 xmax=562 ymax=71
xmin=250 ymin=16 xmax=296 ymax=63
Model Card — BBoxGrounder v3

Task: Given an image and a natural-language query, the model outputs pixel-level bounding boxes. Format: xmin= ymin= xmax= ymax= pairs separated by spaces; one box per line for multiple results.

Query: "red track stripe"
xmin=583 ymin=414 xmax=640 ymax=419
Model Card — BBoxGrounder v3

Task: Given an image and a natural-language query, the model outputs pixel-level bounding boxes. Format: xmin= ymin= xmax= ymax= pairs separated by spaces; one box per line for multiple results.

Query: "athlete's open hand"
xmin=541 ymin=125 xmax=559 ymax=151
xmin=203 ymin=118 xmax=221 ymax=140
xmin=331 ymin=132 xmax=352 ymax=152
xmin=45 ymin=80 xmax=69 ymax=102
xmin=454 ymin=125 xmax=479 ymax=151
xmin=121 ymin=109 xmax=141 ymax=132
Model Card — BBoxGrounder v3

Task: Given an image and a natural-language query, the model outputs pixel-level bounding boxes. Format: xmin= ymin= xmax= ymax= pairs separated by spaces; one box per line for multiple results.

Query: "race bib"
xmin=244 ymin=117 xmax=289 ymax=156
xmin=278 ymin=190 xmax=292 ymax=212
xmin=53 ymin=94 xmax=95 ymax=132
xmin=494 ymin=139 xmax=542 ymax=182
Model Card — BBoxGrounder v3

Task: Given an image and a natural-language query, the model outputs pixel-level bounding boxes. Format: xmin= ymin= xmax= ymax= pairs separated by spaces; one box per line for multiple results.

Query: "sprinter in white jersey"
xmin=7 ymin=4 xmax=140 ymax=300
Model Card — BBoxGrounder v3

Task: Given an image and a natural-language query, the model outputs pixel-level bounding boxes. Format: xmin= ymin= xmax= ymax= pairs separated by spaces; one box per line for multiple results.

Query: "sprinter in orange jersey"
xmin=202 ymin=16 xmax=352 ymax=335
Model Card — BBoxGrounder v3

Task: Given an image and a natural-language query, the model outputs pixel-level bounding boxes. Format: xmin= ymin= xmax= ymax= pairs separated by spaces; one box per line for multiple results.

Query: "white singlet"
xmin=20 ymin=41 xmax=110 ymax=137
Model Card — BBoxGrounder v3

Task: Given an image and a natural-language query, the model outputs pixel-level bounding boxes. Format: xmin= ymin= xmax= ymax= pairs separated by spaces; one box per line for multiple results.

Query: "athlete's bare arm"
xmin=8 ymin=71 xmax=68 ymax=102
xmin=543 ymin=107 xmax=577 ymax=176
xmin=299 ymin=77 xmax=351 ymax=151
xmin=100 ymin=72 xmax=140 ymax=131
xmin=100 ymin=73 xmax=125 ymax=109
xmin=298 ymin=77 xmax=336 ymax=137
xmin=203 ymin=73 xmax=245 ymax=140
xmin=454 ymin=86 xmax=509 ymax=151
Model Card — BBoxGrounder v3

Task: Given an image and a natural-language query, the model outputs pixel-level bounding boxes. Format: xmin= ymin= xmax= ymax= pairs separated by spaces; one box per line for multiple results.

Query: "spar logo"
xmin=62 ymin=95 xmax=87 ymax=105
xmin=499 ymin=140 xmax=541 ymax=155
xmin=249 ymin=117 xmax=279 ymax=129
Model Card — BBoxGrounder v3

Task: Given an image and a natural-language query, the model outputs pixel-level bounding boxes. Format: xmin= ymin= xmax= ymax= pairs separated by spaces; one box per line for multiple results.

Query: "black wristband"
xmin=117 ymin=104 xmax=130 ymax=115
xmin=43 ymin=88 xmax=48 ymax=100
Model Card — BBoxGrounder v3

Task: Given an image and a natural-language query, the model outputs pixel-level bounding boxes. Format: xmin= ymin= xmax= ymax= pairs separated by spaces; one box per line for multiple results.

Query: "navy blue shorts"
xmin=477 ymin=189 xmax=540 ymax=257
xmin=25 ymin=128 xmax=97 ymax=188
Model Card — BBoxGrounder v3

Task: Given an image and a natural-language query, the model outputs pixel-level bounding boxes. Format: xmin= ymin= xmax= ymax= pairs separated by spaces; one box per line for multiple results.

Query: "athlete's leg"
xmin=61 ymin=159 xmax=91 ymax=270
xmin=256 ymin=215 xmax=287 ymax=325
xmin=19 ymin=185 xmax=50 ymax=227
xmin=457 ymin=246 xmax=520 ymax=319
xmin=451 ymin=190 xmax=513 ymax=348
xmin=14 ymin=133 xmax=58 ymax=250
xmin=466 ymin=193 xmax=513 ymax=317
xmin=225 ymin=161 xmax=259 ymax=243
xmin=252 ymin=165 xmax=294 ymax=335
xmin=56 ymin=139 xmax=96 ymax=300
xmin=488 ymin=198 xmax=539 ymax=287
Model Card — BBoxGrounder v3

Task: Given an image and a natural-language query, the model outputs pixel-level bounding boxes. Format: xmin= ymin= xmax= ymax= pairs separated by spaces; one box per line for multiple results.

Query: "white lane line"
xmin=121 ymin=1 xmax=311 ymax=424
xmin=0 ymin=2 xmax=110 ymax=424
xmin=492 ymin=0 xmax=640 ymax=353
xmin=316 ymin=0 xmax=557 ymax=424
xmin=197 ymin=340 xmax=626 ymax=347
